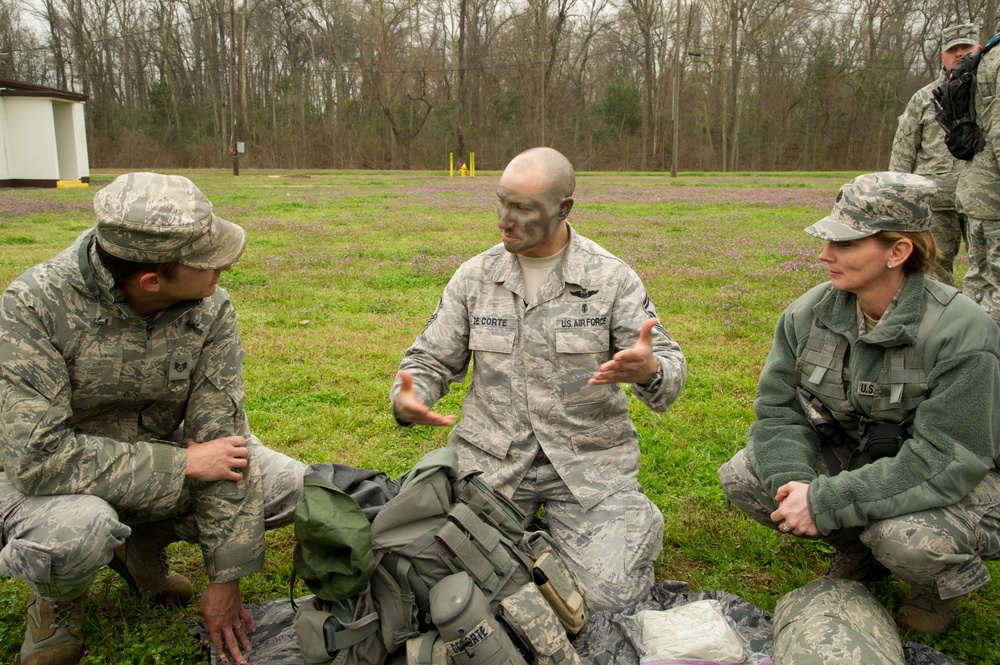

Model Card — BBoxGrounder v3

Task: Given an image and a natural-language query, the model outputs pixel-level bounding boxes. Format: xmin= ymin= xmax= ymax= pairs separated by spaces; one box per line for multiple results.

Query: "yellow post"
xmin=470 ymin=152 xmax=475 ymax=177
xmin=450 ymin=152 xmax=454 ymax=177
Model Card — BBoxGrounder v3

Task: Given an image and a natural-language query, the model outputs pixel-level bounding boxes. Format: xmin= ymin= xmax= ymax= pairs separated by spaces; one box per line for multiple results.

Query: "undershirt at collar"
xmin=516 ymin=244 xmax=568 ymax=304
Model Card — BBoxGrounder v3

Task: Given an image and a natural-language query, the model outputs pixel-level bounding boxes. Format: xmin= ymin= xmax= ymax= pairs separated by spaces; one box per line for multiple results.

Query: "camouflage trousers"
xmin=928 ymin=207 xmax=968 ymax=287
xmin=0 ymin=436 xmax=305 ymax=600
xmin=962 ymin=216 xmax=1000 ymax=325
xmin=772 ymin=577 xmax=905 ymax=665
xmin=718 ymin=447 xmax=1000 ymax=600
xmin=510 ymin=457 xmax=664 ymax=612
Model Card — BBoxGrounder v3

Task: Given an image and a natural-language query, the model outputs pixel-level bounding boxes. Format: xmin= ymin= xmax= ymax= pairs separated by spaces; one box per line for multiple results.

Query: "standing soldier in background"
xmin=889 ymin=22 xmax=979 ymax=286
xmin=957 ymin=23 xmax=1000 ymax=324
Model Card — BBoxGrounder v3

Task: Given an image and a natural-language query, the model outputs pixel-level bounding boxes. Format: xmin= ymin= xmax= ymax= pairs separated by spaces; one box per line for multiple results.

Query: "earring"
xmin=887 ymin=262 xmax=893 ymax=269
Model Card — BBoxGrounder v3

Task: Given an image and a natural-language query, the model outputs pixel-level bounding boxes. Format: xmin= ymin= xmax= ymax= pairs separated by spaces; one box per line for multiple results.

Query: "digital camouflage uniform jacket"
xmin=747 ymin=275 xmax=1000 ymax=535
xmin=956 ymin=44 xmax=1000 ymax=219
xmin=0 ymin=230 xmax=264 ymax=582
xmin=392 ymin=227 xmax=686 ymax=510
xmin=889 ymin=72 xmax=964 ymax=210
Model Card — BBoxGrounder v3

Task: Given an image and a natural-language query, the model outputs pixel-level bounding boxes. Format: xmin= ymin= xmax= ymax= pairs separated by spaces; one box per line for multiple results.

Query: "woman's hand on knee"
xmin=770 ymin=481 xmax=819 ymax=536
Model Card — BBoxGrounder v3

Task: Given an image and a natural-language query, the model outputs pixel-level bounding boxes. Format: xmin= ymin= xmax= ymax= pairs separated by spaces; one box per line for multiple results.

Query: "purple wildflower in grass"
xmin=0 ymin=192 xmax=92 ymax=216
xmin=580 ymin=185 xmax=832 ymax=208
xmin=411 ymin=252 xmax=467 ymax=276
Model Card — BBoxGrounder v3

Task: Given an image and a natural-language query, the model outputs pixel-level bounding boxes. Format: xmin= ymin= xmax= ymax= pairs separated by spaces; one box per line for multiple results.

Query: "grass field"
xmin=0 ymin=169 xmax=997 ymax=664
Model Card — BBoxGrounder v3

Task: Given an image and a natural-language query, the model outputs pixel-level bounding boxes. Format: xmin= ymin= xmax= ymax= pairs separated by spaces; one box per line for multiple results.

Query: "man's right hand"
xmin=185 ymin=435 xmax=248 ymax=482
xmin=393 ymin=370 xmax=457 ymax=427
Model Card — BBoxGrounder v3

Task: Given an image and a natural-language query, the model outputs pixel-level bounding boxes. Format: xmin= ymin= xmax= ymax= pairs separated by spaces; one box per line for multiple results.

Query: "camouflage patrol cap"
xmin=93 ymin=172 xmax=247 ymax=269
xmin=804 ymin=172 xmax=937 ymax=241
xmin=942 ymin=22 xmax=978 ymax=51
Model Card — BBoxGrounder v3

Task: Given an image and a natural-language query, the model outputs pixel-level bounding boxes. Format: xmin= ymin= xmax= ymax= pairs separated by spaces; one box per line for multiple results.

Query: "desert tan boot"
xmin=895 ymin=587 xmax=960 ymax=635
xmin=19 ymin=593 xmax=84 ymax=665
xmin=109 ymin=526 xmax=194 ymax=607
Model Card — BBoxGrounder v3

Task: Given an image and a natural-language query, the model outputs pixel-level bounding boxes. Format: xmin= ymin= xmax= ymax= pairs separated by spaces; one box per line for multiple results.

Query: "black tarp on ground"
xmin=192 ymin=579 xmax=965 ymax=665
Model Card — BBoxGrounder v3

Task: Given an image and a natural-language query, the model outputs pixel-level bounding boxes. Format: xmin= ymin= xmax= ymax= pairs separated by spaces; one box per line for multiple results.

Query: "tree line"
xmin=1 ymin=0 xmax=996 ymax=171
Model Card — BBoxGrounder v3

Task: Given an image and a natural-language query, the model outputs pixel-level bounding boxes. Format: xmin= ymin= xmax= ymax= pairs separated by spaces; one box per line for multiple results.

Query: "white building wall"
xmin=4 ymin=97 xmax=59 ymax=180
xmin=0 ymin=99 xmax=9 ymax=180
xmin=72 ymin=102 xmax=90 ymax=179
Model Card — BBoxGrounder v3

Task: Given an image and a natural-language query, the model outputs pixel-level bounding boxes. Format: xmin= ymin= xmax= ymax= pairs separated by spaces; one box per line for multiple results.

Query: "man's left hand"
xmin=770 ymin=481 xmax=819 ymax=536
xmin=589 ymin=318 xmax=660 ymax=386
xmin=202 ymin=579 xmax=255 ymax=664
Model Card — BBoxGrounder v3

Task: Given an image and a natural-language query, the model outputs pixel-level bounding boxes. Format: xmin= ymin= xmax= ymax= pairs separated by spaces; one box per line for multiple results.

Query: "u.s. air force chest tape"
xmin=772 ymin=577 xmax=905 ymax=665
xmin=429 ymin=571 xmax=529 ymax=665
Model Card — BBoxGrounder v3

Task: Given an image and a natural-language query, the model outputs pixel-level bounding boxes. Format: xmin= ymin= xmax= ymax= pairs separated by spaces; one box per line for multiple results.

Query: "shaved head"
xmin=505 ymin=147 xmax=576 ymax=204
xmin=496 ymin=147 xmax=576 ymax=257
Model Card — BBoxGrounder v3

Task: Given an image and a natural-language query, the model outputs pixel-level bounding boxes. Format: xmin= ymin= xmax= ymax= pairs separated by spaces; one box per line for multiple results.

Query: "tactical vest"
xmin=795 ymin=283 xmax=956 ymax=444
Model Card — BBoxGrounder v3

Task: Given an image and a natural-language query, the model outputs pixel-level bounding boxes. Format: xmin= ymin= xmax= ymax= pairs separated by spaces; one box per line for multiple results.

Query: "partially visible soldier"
xmin=0 ymin=173 xmax=306 ymax=665
xmin=889 ymin=22 xmax=979 ymax=286
xmin=771 ymin=578 xmax=906 ymax=665
xmin=957 ymin=24 xmax=1000 ymax=324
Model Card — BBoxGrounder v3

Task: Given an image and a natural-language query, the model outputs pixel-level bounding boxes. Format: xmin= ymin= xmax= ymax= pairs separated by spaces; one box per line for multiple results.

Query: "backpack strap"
xmin=414 ymin=630 xmax=442 ymax=664
xmin=372 ymin=560 xmax=423 ymax=646
xmin=323 ymin=609 xmax=381 ymax=652
xmin=982 ymin=31 xmax=1000 ymax=56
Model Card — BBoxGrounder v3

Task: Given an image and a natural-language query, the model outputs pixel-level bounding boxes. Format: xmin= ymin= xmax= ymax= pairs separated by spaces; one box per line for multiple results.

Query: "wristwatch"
xmin=640 ymin=365 xmax=663 ymax=393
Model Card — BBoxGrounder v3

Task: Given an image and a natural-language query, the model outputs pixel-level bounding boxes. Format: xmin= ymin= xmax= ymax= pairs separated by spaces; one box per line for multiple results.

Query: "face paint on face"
xmin=496 ymin=163 xmax=569 ymax=257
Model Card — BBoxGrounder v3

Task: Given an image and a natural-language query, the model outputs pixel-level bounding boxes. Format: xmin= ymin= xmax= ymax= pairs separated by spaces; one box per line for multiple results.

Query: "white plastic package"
xmin=635 ymin=599 xmax=747 ymax=664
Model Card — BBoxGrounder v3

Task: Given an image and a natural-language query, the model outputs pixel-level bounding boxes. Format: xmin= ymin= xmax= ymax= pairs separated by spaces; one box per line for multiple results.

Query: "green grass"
xmin=0 ymin=170 xmax=996 ymax=664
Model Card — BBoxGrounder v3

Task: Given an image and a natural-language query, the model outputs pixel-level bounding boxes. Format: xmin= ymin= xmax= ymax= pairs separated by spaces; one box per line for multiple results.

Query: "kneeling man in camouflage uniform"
xmin=0 ymin=173 xmax=305 ymax=665
xmin=391 ymin=147 xmax=687 ymax=611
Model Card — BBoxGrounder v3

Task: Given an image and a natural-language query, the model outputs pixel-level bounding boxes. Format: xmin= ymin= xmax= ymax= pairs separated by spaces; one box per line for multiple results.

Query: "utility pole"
xmin=541 ymin=56 xmax=546 ymax=145
xmin=229 ymin=0 xmax=239 ymax=175
xmin=670 ymin=0 xmax=680 ymax=177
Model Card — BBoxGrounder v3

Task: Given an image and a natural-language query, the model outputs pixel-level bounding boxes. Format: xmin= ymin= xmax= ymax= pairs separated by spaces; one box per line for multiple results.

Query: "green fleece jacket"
xmin=748 ymin=274 xmax=1000 ymax=535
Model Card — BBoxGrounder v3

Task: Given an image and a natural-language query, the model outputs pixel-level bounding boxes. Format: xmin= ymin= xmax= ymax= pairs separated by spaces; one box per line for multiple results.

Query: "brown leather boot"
xmin=895 ymin=587 xmax=960 ymax=635
xmin=109 ymin=525 xmax=193 ymax=607
xmin=19 ymin=593 xmax=84 ymax=665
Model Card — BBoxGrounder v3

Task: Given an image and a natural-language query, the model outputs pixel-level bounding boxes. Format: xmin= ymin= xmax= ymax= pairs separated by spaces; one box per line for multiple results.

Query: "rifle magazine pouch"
xmin=521 ymin=532 xmax=588 ymax=634
xmin=531 ymin=551 xmax=587 ymax=634
xmin=430 ymin=572 xmax=529 ymax=665
xmin=498 ymin=584 xmax=583 ymax=665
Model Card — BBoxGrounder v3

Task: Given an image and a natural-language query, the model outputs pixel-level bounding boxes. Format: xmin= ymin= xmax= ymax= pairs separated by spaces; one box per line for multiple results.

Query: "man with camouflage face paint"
xmin=719 ymin=172 xmax=1000 ymax=636
xmin=391 ymin=147 xmax=687 ymax=611
xmin=0 ymin=173 xmax=305 ymax=665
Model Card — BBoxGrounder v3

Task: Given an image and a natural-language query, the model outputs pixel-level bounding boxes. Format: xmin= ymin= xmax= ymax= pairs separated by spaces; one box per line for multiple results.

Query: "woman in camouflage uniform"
xmin=719 ymin=172 xmax=1000 ymax=635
